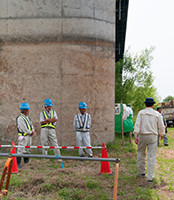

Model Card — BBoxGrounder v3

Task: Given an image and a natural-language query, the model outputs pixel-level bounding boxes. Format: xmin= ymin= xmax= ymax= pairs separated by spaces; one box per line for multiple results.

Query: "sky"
xmin=125 ymin=0 xmax=174 ymax=101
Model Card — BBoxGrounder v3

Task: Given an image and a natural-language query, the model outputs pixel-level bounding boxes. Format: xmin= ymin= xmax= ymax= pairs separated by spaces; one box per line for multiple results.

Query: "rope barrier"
xmin=0 ymin=145 xmax=103 ymax=149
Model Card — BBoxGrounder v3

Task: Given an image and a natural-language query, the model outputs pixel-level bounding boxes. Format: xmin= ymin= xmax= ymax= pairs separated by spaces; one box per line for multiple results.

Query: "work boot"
xmin=24 ymin=157 xmax=29 ymax=164
xmin=148 ymin=179 xmax=153 ymax=183
xmin=17 ymin=157 xmax=22 ymax=169
xmin=140 ymin=174 xmax=145 ymax=177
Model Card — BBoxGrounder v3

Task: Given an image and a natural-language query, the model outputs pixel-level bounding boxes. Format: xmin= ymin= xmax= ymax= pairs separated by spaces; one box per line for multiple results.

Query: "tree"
xmin=163 ymin=95 xmax=174 ymax=103
xmin=115 ymin=48 xmax=158 ymax=115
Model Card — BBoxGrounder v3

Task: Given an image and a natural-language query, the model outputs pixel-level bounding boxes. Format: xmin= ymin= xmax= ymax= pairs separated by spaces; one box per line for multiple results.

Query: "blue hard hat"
xmin=44 ymin=99 xmax=53 ymax=106
xmin=79 ymin=102 xmax=87 ymax=109
xmin=20 ymin=103 xmax=30 ymax=110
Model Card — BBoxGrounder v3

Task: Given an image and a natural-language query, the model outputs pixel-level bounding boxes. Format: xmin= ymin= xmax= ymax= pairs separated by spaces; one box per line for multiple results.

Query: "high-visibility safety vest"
xmin=17 ymin=115 xmax=33 ymax=136
xmin=76 ymin=113 xmax=90 ymax=132
xmin=41 ymin=110 xmax=56 ymax=129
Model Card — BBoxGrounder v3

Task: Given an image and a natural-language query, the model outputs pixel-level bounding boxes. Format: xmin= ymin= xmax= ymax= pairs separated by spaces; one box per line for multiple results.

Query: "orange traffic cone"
xmin=100 ymin=143 xmax=112 ymax=174
xmin=7 ymin=142 xmax=18 ymax=174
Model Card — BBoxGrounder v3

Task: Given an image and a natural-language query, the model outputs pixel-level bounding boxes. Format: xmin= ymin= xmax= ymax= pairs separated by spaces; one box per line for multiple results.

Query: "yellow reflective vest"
xmin=17 ymin=115 xmax=33 ymax=136
xmin=41 ymin=110 xmax=56 ymax=129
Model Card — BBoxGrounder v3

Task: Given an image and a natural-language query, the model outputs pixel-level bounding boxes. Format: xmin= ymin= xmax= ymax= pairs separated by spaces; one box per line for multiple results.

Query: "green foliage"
xmin=115 ymin=47 xmax=159 ymax=115
xmin=59 ymin=188 xmax=84 ymax=200
xmin=162 ymin=95 xmax=174 ymax=102
xmin=86 ymin=193 xmax=109 ymax=200
xmin=134 ymin=187 xmax=160 ymax=200
xmin=86 ymin=180 xmax=100 ymax=189
xmin=40 ymin=183 xmax=54 ymax=192
xmin=48 ymin=164 xmax=59 ymax=169
xmin=10 ymin=174 xmax=24 ymax=188
xmin=168 ymin=183 xmax=174 ymax=192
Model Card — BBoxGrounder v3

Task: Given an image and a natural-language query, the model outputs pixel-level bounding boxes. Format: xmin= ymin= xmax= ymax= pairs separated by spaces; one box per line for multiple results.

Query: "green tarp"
xmin=115 ymin=103 xmax=134 ymax=133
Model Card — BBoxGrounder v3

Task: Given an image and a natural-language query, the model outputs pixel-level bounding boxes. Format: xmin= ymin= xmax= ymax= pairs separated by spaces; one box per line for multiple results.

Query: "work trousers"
xmin=76 ymin=131 xmax=93 ymax=156
xmin=17 ymin=135 xmax=32 ymax=154
xmin=137 ymin=134 xmax=157 ymax=180
xmin=163 ymin=134 xmax=168 ymax=145
xmin=40 ymin=128 xmax=60 ymax=155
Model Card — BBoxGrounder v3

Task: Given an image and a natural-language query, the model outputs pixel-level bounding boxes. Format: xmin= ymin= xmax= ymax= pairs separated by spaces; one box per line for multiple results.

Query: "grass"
xmin=0 ymin=129 xmax=173 ymax=199
xmin=155 ymin=128 xmax=174 ymax=199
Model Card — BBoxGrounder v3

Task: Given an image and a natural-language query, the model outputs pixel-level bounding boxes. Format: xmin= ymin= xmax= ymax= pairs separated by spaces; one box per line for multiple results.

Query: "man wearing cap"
xmin=73 ymin=102 xmax=93 ymax=157
xmin=16 ymin=103 xmax=35 ymax=169
xmin=40 ymin=99 xmax=60 ymax=156
xmin=133 ymin=97 xmax=165 ymax=183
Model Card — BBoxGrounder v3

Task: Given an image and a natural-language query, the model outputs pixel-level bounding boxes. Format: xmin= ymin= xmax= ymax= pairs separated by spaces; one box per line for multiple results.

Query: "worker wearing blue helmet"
xmin=73 ymin=102 xmax=93 ymax=157
xmin=40 ymin=99 xmax=60 ymax=156
xmin=16 ymin=103 xmax=35 ymax=169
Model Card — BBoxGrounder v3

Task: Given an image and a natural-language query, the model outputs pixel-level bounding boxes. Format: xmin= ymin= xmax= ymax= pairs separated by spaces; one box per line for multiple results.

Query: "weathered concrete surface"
xmin=0 ymin=0 xmax=115 ymax=42
xmin=0 ymin=0 xmax=115 ymax=147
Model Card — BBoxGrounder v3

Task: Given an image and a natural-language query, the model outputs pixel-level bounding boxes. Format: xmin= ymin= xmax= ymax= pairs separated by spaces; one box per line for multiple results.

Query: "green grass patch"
xmin=86 ymin=180 xmax=101 ymax=189
xmin=59 ymin=188 xmax=84 ymax=200
xmin=134 ymin=187 xmax=160 ymax=200
xmin=48 ymin=164 xmax=59 ymax=169
xmin=10 ymin=174 xmax=25 ymax=188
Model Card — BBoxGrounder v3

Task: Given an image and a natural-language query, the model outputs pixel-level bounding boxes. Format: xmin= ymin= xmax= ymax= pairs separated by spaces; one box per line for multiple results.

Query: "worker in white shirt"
xmin=16 ymin=103 xmax=35 ymax=169
xmin=40 ymin=99 xmax=60 ymax=156
xmin=133 ymin=97 xmax=165 ymax=183
xmin=73 ymin=102 xmax=93 ymax=157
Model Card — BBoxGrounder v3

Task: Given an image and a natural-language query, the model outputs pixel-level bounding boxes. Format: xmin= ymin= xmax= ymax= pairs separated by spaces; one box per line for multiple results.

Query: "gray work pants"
xmin=137 ymin=134 xmax=157 ymax=180
xmin=40 ymin=128 xmax=60 ymax=155
xmin=76 ymin=131 xmax=93 ymax=156
xmin=17 ymin=135 xmax=32 ymax=154
xmin=158 ymin=133 xmax=168 ymax=146
xmin=163 ymin=133 xmax=168 ymax=145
